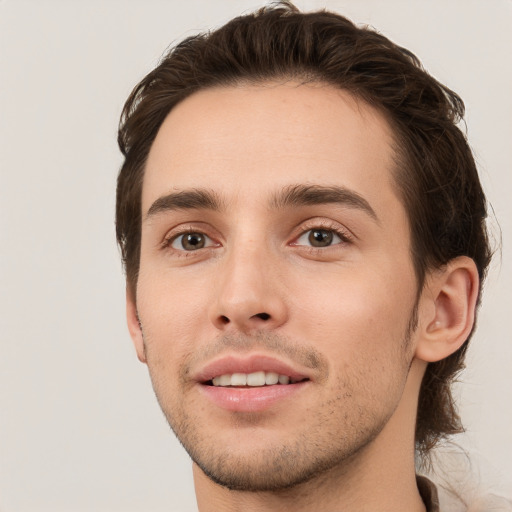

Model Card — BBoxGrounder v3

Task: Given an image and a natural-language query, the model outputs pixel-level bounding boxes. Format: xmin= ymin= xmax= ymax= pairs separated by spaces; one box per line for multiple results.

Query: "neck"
xmin=194 ymin=359 xmax=428 ymax=512
xmin=194 ymin=454 xmax=425 ymax=512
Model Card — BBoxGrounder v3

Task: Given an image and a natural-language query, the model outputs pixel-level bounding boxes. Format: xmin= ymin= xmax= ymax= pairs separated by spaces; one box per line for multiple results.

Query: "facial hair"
xmin=141 ymin=321 xmax=416 ymax=493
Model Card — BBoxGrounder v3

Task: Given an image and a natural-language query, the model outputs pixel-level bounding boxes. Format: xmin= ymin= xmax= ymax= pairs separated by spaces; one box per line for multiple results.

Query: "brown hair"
xmin=116 ymin=1 xmax=491 ymax=458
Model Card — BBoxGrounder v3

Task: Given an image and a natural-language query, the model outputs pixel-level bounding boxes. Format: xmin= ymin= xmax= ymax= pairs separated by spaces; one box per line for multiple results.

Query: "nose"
xmin=208 ymin=243 xmax=288 ymax=333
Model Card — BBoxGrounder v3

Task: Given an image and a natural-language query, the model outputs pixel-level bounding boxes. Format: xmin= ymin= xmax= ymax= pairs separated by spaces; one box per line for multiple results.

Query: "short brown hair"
xmin=116 ymin=2 xmax=491 ymax=458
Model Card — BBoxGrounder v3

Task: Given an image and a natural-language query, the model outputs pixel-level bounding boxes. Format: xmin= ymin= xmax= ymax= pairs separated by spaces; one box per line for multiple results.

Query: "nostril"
xmin=220 ymin=315 xmax=230 ymax=324
xmin=254 ymin=312 xmax=270 ymax=321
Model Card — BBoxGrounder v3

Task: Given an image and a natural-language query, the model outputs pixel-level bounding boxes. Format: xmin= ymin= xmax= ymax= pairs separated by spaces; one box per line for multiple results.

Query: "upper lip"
xmin=193 ymin=353 xmax=312 ymax=383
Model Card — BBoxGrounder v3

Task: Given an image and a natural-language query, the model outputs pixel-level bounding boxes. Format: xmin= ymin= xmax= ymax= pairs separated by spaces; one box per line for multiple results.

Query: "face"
xmin=132 ymin=82 xmax=420 ymax=491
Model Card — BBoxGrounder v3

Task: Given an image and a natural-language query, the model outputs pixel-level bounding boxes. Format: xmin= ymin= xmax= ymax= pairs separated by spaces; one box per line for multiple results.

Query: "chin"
xmin=193 ymin=450 xmax=340 ymax=492
xmin=179 ymin=423 xmax=382 ymax=493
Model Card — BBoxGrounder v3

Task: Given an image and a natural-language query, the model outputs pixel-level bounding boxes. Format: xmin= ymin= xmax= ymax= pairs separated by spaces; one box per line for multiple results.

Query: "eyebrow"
xmin=269 ymin=184 xmax=379 ymax=222
xmin=144 ymin=183 xmax=378 ymax=223
xmin=145 ymin=188 xmax=224 ymax=220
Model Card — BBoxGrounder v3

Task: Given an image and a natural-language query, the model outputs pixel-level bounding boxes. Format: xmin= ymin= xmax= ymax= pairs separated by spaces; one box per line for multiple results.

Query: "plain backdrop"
xmin=1 ymin=1 xmax=511 ymax=510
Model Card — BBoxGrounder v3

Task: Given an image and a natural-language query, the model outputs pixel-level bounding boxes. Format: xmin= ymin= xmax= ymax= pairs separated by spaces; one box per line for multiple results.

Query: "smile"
xmin=209 ymin=371 xmax=307 ymax=387
xmin=196 ymin=354 xmax=313 ymax=412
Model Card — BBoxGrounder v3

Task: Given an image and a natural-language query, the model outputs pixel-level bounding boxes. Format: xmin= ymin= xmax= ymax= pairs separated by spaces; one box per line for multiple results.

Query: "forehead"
xmin=142 ymin=82 xmax=400 ymax=218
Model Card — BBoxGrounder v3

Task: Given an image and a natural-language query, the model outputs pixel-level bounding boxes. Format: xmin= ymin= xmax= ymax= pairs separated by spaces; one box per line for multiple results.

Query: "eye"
xmin=295 ymin=229 xmax=343 ymax=248
xmin=170 ymin=232 xmax=213 ymax=251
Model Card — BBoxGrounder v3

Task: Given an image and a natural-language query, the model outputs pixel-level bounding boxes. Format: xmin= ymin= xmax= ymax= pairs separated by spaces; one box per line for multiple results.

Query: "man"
xmin=115 ymin=3 xmax=492 ymax=511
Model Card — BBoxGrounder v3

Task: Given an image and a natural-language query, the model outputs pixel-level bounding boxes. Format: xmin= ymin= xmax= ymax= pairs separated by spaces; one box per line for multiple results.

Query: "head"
xmin=116 ymin=1 xmax=491 ymax=484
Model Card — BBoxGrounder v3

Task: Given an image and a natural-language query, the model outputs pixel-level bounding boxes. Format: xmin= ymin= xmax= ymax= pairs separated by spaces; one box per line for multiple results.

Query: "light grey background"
xmin=1 ymin=0 xmax=511 ymax=510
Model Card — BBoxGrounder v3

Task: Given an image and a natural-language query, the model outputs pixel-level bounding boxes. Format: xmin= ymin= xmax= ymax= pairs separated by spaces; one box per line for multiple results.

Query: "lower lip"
xmin=199 ymin=382 xmax=309 ymax=412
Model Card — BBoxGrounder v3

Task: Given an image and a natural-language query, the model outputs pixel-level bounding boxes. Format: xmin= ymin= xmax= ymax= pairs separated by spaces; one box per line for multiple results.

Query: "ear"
xmin=126 ymin=287 xmax=147 ymax=363
xmin=415 ymin=256 xmax=480 ymax=363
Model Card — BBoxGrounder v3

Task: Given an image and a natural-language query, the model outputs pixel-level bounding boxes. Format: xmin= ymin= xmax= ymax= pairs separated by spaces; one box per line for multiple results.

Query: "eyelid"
xmin=170 ymin=232 xmax=215 ymax=250
xmin=289 ymin=218 xmax=354 ymax=246
xmin=294 ymin=229 xmax=343 ymax=247
xmin=158 ymin=218 xmax=353 ymax=253
xmin=160 ymin=223 xmax=221 ymax=251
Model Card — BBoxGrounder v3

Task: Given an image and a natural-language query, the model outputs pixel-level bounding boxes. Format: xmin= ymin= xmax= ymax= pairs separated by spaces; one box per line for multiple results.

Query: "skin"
xmin=126 ymin=82 xmax=479 ymax=512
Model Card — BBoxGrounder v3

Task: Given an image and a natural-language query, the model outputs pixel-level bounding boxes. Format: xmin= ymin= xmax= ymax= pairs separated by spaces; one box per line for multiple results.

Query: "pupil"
xmin=309 ymin=229 xmax=333 ymax=247
xmin=183 ymin=233 xmax=205 ymax=250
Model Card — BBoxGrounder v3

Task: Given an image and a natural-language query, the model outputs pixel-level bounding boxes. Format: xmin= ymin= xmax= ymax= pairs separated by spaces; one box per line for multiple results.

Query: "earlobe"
xmin=126 ymin=288 xmax=147 ymax=363
xmin=415 ymin=256 xmax=479 ymax=363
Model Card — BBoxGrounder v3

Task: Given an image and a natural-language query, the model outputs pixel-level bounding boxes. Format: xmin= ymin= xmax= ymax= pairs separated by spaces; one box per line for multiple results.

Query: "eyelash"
xmin=161 ymin=228 xmax=216 ymax=253
xmin=161 ymin=221 xmax=353 ymax=255
xmin=291 ymin=220 xmax=353 ymax=250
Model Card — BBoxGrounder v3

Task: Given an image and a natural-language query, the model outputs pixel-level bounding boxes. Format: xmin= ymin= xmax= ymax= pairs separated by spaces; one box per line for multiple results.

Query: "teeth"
xmin=211 ymin=371 xmax=298 ymax=387
xmin=231 ymin=373 xmax=247 ymax=386
xmin=219 ymin=374 xmax=231 ymax=386
xmin=265 ymin=372 xmax=279 ymax=385
xmin=278 ymin=375 xmax=290 ymax=385
xmin=247 ymin=371 xmax=265 ymax=386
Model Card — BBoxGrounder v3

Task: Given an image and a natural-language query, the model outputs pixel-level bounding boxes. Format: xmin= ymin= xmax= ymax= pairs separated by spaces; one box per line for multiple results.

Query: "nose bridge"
xmin=209 ymin=229 xmax=287 ymax=331
xmin=225 ymin=239 xmax=266 ymax=301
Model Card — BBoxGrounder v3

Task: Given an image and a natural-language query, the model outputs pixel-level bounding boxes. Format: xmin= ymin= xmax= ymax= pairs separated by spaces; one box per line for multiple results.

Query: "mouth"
xmin=195 ymin=355 xmax=312 ymax=412
xmin=204 ymin=371 xmax=309 ymax=387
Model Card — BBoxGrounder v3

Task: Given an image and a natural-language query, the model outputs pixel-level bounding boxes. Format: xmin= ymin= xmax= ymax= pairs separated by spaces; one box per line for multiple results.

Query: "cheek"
xmin=135 ymin=268 xmax=210 ymax=374
xmin=291 ymin=264 xmax=416 ymax=359
xmin=138 ymin=254 xmax=212 ymax=325
xmin=298 ymin=268 xmax=416 ymax=419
